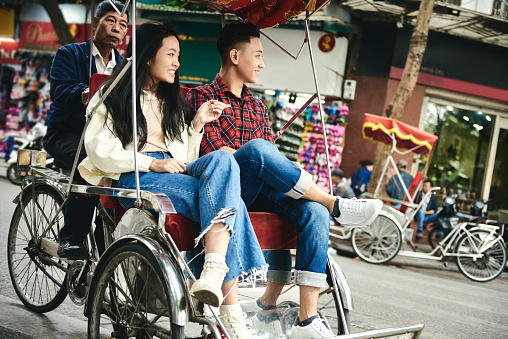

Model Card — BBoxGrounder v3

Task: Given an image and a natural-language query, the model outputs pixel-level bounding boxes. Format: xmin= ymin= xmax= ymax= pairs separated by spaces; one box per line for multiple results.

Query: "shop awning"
xmin=362 ymin=113 xmax=438 ymax=158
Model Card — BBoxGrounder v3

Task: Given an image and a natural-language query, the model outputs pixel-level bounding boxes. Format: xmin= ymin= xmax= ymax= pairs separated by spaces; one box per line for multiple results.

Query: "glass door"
xmin=485 ymin=117 xmax=508 ymax=220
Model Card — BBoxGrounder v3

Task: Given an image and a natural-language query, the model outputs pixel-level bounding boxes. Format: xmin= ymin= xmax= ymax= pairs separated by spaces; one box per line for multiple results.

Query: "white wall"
xmin=257 ymin=28 xmax=348 ymax=97
xmin=20 ymin=4 xmax=88 ymax=23
xmin=461 ymin=0 xmax=494 ymax=15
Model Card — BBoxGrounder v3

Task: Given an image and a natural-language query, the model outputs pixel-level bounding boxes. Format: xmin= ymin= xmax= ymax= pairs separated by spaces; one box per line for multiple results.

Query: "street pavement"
xmin=0 ymin=162 xmax=507 ymax=338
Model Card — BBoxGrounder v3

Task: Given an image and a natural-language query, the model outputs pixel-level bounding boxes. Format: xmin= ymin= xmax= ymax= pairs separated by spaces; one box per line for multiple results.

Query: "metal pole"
xmin=89 ymin=0 xmax=95 ymax=86
xmin=129 ymin=0 xmax=141 ymax=206
xmin=305 ymin=16 xmax=333 ymax=193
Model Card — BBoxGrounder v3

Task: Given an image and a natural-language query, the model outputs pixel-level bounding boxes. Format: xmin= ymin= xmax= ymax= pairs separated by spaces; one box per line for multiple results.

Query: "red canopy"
xmin=362 ymin=113 xmax=438 ymax=158
xmin=190 ymin=0 xmax=329 ymax=29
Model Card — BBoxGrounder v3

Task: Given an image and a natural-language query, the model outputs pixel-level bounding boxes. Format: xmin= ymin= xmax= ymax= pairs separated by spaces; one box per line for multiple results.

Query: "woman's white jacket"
xmin=78 ymin=91 xmax=203 ymax=185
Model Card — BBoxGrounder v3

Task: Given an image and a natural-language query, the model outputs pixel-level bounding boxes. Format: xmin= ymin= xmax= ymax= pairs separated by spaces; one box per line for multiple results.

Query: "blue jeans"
xmin=116 ymin=150 xmax=266 ymax=282
xmin=416 ymin=209 xmax=438 ymax=231
xmin=234 ymin=139 xmax=329 ymax=288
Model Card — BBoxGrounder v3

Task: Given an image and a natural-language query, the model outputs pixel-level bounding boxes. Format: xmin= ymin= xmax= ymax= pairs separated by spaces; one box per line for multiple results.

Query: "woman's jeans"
xmin=116 ymin=150 xmax=266 ymax=282
xmin=234 ymin=139 xmax=330 ymax=288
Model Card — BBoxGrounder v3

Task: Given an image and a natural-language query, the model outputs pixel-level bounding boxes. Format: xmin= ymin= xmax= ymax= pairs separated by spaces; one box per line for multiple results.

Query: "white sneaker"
xmin=218 ymin=307 xmax=258 ymax=339
xmin=190 ymin=259 xmax=229 ymax=307
xmin=290 ymin=317 xmax=335 ymax=339
xmin=241 ymin=298 xmax=277 ymax=314
xmin=333 ymin=197 xmax=383 ymax=227
xmin=252 ymin=311 xmax=283 ymax=338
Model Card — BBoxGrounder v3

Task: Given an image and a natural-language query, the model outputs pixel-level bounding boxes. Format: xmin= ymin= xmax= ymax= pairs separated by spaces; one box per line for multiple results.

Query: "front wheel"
xmin=351 ymin=215 xmax=402 ymax=264
xmin=455 ymin=229 xmax=507 ymax=282
xmin=88 ymin=242 xmax=185 ymax=339
xmin=7 ymin=184 xmax=67 ymax=313
xmin=427 ymin=228 xmax=446 ymax=249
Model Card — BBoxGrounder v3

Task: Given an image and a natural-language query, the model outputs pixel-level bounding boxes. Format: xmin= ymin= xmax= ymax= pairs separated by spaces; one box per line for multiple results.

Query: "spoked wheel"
xmin=427 ymin=228 xmax=446 ymax=249
xmin=351 ymin=215 xmax=402 ymax=264
xmin=455 ymin=229 xmax=507 ymax=282
xmin=7 ymin=184 xmax=67 ymax=313
xmin=88 ymin=242 xmax=185 ymax=339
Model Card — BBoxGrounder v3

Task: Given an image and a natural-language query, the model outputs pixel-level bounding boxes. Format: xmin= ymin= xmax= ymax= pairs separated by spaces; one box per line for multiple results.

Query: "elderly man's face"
xmin=94 ymin=11 xmax=128 ymax=49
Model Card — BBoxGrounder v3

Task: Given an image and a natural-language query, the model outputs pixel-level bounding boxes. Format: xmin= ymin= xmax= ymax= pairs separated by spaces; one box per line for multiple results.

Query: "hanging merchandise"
xmin=297 ymin=104 xmax=349 ymax=192
xmin=271 ymin=101 xmax=305 ymax=161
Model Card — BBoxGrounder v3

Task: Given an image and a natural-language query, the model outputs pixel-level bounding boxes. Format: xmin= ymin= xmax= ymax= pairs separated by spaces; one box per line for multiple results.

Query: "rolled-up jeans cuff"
xmin=284 ymin=169 xmax=312 ymax=199
xmin=267 ymin=270 xmax=292 ymax=284
xmin=294 ymin=270 xmax=327 ymax=288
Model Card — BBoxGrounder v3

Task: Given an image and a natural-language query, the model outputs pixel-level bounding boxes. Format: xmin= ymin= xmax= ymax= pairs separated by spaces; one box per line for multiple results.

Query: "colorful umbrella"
xmin=362 ymin=113 xmax=438 ymax=158
xmin=189 ymin=0 xmax=329 ymax=29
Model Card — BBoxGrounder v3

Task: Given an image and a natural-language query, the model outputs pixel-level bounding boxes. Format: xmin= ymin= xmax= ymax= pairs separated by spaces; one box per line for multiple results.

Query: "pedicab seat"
xmin=100 ymin=195 xmax=298 ymax=251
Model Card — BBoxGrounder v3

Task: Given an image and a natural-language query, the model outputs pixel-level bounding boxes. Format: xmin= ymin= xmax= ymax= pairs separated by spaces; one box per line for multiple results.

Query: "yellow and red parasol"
xmin=362 ymin=113 xmax=438 ymax=158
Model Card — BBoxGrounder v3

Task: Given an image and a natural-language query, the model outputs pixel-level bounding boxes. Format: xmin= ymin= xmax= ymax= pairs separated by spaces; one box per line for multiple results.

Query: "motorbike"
xmin=6 ymin=122 xmax=53 ymax=185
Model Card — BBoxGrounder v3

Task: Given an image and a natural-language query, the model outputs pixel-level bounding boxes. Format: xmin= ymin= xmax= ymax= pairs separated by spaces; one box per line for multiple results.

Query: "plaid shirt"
xmin=186 ymin=74 xmax=274 ymax=154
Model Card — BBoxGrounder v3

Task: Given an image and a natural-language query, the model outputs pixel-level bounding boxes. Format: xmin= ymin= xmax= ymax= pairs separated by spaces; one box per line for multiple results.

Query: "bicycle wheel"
xmin=88 ymin=242 xmax=185 ymax=339
xmin=455 ymin=229 xmax=507 ymax=282
xmin=7 ymin=163 xmax=23 ymax=185
xmin=319 ymin=262 xmax=350 ymax=335
xmin=7 ymin=184 xmax=67 ymax=313
xmin=427 ymin=228 xmax=446 ymax=249
xmin=351 ymin=215 xmax=402 ymax=264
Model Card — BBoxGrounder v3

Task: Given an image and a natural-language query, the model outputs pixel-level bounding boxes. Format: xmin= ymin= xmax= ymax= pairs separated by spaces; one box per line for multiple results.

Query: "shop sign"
xmin=19 ymin=21 xmax=85 ymax=52
xmin=0 ymin=39 xmax=20 ymax=65
xmin=318 ymin=34 xmax=335 ymax=53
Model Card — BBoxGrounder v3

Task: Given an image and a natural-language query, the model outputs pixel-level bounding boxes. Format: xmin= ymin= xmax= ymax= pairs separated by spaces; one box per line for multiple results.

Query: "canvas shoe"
xmin=189 ymin=259 xmax=229 ymax=308
xmin=333 ymin=197 xmax=383 ymax=227
xmin=241 ymin=298 xmax=277 ymax=314
xmin=290 ymin=316 xmax=335 ymax=339
xmin=252 ymin=311 xmax=283 ymax=338
xmin=218 ymin=307 xmax=258 ymax=339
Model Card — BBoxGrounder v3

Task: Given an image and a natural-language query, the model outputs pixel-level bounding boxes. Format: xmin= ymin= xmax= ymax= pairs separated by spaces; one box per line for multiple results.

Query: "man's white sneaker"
xmin=290 ymin=316 xmax=335 ymax=339
xmin=252 ymin=311 xmax=283 ymax=338
xmin=189 ymin=259 xmax=229 ymax=307
xmin=218 ymin=307 xmax=258 ymax=339
xmin=240 ymin=298 xmax=277 ymax=314
xmin=333 ymin=197 xmax=383 ymax=227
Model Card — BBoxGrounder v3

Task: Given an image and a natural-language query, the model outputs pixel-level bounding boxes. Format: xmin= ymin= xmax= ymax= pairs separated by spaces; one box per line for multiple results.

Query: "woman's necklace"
xmin=146 ymin=93 xmax=162 ymax=124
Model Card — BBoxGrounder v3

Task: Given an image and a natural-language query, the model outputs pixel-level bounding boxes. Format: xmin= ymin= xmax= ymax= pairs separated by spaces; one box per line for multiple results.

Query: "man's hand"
xmin=149 ymin=158 xmax=186 ymax=174
xmin=82 ymin=88 xmax=90 ymax=106
xmin=192 ymin=100 xmax=231 ymax=132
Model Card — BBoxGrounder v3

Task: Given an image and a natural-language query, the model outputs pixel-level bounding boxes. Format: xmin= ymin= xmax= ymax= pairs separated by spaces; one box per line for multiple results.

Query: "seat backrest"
xmin=399 ymin=171 xmax=423 ymax=213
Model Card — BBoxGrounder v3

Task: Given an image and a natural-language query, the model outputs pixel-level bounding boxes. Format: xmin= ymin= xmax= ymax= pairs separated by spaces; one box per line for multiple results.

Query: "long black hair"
xmin=101 ymin=21 xmax=191 ymax=148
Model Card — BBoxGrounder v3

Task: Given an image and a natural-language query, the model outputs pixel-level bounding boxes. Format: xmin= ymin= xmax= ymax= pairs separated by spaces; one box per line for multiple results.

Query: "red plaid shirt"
xmin=187 ymin=74 xmax=274 ymax=154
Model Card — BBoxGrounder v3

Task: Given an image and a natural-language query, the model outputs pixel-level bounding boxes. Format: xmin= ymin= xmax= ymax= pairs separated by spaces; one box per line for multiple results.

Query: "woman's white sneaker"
xmin=333 ymin=197 xmax=383 ymax=227
xmin=218 ymin=307 xmax=258 ymax=339
xmin=189 ymin=258 xmax=229 ymax=307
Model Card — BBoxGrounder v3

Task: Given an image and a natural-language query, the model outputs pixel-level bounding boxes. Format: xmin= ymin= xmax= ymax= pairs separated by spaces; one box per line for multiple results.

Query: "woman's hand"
xmin=192 ymin=100 xmax=231 ymax=132
xmin=149 ymin=158 xmax=186 ymax=173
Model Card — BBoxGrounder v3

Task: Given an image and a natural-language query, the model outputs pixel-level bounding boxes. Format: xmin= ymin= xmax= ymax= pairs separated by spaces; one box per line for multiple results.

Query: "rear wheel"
xmin=351 ymin=215 xmax=402 ymax=264
xmin=88 ymin=242 xmax=184 ymax=339
xmin=7 ymin=184 xmax=67 ymax=313
xmin=455 ymin=229 xmax=507 ymax=282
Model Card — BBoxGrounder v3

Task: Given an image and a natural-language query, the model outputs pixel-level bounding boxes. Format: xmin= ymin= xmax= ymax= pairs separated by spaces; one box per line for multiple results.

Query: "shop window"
xmin=422 ymin=102 xmax=494 ymax=213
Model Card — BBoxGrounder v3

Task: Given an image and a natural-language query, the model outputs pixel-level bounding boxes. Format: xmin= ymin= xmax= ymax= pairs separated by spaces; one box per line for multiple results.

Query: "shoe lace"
xmin=203 ymin=259 xmax=229 ymax=277
xmin=221 ymin=310 xmax=252 ymax=338
xmin=341 ymin=198 xmax=364 ymax=215
xmin=312 ymin=318 xmax=335 ymax=337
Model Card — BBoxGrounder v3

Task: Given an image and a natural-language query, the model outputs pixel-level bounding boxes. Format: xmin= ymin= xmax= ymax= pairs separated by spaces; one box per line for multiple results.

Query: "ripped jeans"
xmin=116 ymin=150 xmax=266 ymax=282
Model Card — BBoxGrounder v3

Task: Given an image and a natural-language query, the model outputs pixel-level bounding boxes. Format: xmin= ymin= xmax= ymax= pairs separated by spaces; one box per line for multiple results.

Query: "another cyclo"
xmin=7 ymin=1 xmax=426 ymax=338
xmin=350 ymin=113 xmax=506 ymax=282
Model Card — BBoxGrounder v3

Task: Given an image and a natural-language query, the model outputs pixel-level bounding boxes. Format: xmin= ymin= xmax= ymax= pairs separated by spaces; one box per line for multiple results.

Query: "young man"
xmin=43 ymin=0 xmax=129 ymax=258
xmin=187 ymin=23 xmax=382 ymax=338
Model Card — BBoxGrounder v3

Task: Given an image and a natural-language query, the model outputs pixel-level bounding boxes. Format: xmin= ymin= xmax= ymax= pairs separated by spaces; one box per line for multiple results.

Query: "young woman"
xmin=78 ymin=21 xmax=264 ymax=338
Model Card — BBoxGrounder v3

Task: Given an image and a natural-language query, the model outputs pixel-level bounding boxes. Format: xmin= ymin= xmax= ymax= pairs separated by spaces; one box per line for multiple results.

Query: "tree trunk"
xmin=39 ymin=0 xmax=75 ymax=46
xmin=368 ymin=0 xmax=435 ymax=195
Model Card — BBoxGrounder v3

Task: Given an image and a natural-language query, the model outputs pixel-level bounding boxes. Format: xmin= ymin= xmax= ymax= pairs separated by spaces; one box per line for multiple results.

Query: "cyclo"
xmin=7 ymin=1 xmax=425 ymax=338
xmin=349 ymin=113 xmax=506 ymax=282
